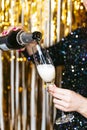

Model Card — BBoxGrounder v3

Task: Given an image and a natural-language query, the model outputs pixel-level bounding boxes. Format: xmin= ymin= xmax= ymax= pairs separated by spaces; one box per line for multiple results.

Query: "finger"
xmin=53 ymin=98 xmax=72 ymax=112
xmin=48 ymin=86 xmax=65 ymax=98
xmin=53 ymin=98 xmax=69 ymax=108
xmin=48 ymin=87 xmax=64 ymax=100
xmin=49 ymin=87 xmax=72 ymax=103
xmin=54 ymin=103 xmax=69 ymax=112
xmin=2 ymin=26 xmax=15 ymax=35
xmin=48 ymin=84 xmax=57 ymax=93
xmin=52 ymin=92 xmax=67 ymax=101
xmin=49 ymin=86 xmax=72 ymax=97
xmin=1 ymin=26 xmax=23 ymax=36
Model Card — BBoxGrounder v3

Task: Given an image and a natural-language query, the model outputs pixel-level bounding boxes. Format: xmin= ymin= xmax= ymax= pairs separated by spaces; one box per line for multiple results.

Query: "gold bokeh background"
xmin=0 ymin=0 xmax=87 ymax=130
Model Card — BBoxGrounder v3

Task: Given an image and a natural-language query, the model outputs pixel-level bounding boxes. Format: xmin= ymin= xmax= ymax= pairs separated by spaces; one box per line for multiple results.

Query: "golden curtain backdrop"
xmin=0 ymin=0 xmax=86 ymax=130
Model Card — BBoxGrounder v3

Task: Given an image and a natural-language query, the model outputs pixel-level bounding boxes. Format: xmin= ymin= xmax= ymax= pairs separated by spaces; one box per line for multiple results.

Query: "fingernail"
xmin=2 ymin=31 xmax=8 ymax=35
xmin=13 ymin=27 xmax=17 ymax=31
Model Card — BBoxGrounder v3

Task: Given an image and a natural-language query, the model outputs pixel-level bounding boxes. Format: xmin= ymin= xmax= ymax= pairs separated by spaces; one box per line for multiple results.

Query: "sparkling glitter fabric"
xmin=47 ymin=27 xmax=87 ymax=130
xmin=23 ymin=27 xmax=87 ymax=130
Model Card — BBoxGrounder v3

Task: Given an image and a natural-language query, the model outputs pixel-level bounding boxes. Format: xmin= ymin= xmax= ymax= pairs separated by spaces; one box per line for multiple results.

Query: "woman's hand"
xmin=48 ymin=85 xmax=87 ymax=118
xmin=1 ymin=26 xmax=23 ymax=36
xmin=0 ymin=26 xmax=37 ymax=53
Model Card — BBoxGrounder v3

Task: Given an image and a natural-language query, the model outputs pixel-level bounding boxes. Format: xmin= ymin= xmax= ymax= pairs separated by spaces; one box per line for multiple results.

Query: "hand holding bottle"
xmin=0 ymin=26 xmax=42 ymax=51
xmin=1 ymin=26 xmax=23 ymax=36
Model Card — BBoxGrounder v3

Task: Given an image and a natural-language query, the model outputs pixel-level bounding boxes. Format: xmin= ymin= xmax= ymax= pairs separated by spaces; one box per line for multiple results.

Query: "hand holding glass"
xmin=32 ymin=44 xmax=74 ymax=125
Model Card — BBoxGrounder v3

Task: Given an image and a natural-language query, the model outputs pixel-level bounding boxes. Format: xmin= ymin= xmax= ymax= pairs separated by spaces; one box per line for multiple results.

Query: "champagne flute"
xmin=32 ymin=44 xmax=55 ymax=87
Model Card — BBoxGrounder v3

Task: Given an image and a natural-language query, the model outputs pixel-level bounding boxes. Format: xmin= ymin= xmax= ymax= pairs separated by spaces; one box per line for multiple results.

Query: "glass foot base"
xmin=55 ymin=114 xmax=74 ymax=125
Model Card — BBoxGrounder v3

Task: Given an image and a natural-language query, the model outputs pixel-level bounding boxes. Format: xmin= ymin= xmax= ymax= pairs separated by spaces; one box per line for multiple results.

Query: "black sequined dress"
xmin=23 ymin=27 xmax=87 ymax=130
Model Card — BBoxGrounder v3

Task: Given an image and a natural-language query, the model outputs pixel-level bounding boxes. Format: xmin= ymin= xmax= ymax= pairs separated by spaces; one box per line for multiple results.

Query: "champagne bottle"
xmin=0 ymin=29 xmax=42 ymax=51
